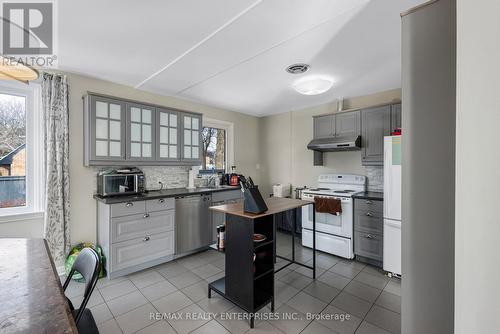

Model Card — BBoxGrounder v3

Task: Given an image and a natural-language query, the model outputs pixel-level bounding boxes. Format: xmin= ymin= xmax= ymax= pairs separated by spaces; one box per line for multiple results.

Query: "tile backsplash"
xmin=141 ymin=166 xmax=190 ymax=190
xmin=365 ymin=166 xmax=383 ymax=192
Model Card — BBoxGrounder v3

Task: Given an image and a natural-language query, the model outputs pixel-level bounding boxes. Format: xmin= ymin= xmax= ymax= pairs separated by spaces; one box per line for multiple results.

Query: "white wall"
xmin=455 ymin=0 xmax=500 ymax=332
xmin=0 ymin=72 xmax=262 ymax=244
xmin=259 ymin=89 xmax=401 ymax=196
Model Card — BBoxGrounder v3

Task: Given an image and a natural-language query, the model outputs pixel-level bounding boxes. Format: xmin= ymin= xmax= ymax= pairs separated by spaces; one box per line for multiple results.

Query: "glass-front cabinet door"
xmin=126 ymin=103 xmax=155 ymax=161
xmin=88 ymin=96 xmax=126 ymax=163
xmin=181 ymin=113 xmax=202 ymax=162
xmin=156 ymin=108 xmax=179 ymax=161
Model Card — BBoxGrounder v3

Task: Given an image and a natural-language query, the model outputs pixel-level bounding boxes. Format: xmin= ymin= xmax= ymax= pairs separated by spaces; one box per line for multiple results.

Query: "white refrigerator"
xmin=383 ymin=136 xmax=401 ymax=276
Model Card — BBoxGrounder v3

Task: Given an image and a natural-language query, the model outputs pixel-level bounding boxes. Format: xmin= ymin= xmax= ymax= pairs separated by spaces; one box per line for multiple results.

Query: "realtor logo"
xmin=2 ymin=2 xmax=53 ymax=55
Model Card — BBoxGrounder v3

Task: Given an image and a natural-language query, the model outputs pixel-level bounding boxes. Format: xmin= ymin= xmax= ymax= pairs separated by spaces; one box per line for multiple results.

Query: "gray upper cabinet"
xmin=84 ymin=93 xmax=202 ymax=166
xmin=313 ymin=115 xmax=335 ymax=139
xmin=313 ymin=112 xmax=360 ymax=140
xmin=335 ymin=110 xmax=360 ymax=137
xmin=361 ymin=105 xmax=391 ymax=166
xmin=84 ymin=95 xmax=127 ymax=165
xmin=126 ymin=103 xmax=156 ymax=162
xmin=156 ymin=108 xmax=180 ymax=161
xmin=391 ymin=103 xmax=402 ymax=131
xmin=181 ymin=113 xmax=202 ymax=162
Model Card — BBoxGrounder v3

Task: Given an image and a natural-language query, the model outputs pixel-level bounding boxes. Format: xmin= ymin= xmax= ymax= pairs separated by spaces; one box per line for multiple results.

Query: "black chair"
xmin=63 ymin=247 xmax=101 ymax=334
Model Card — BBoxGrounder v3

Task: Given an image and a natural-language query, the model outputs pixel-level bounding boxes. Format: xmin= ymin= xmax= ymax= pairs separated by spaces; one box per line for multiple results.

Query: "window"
xmin=201 ymin=127 xmax=226 ymax=172
xmin=0 ymin=93 xmax=26 ymax=208
xmin=0 ymin=82 xmax=43 ymax=218
xmin=199 ymin=118 xmax=234 ymax=174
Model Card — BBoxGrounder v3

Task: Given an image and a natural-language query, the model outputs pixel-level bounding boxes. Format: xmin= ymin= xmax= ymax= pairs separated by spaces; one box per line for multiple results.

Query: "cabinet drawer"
xmin=111 ymin=231 xmax=174 ymax=272
xmin=146 ymin=197 xmax=175 ymax=213
xmin=212 ymin=189 xmax=241 ymax=202
xmin=111 ymin=210 xmax=175 ymax=243
xmin=354 ymin=199 xmax=383 ymax=213
xmin=354 ymin=231 xmax=383 ymax=261
xmin=111 ymin=201 xmax=146 ymax=218
xmin=354 ymin=210 xmax=383 ymax=234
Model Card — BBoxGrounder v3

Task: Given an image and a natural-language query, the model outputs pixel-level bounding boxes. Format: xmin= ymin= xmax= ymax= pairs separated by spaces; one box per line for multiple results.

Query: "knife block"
xmin=243 ymin=186 xmax=268 ymax=214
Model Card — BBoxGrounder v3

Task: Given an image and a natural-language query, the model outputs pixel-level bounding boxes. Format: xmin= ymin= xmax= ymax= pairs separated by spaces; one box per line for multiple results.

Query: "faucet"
xmin=207 ymin=175 xmax=219 ymax=188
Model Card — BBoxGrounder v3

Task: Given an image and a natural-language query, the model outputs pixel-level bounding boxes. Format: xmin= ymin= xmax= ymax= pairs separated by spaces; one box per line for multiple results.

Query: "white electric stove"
xmin=301 ymin=174 xmax=366 ymax=259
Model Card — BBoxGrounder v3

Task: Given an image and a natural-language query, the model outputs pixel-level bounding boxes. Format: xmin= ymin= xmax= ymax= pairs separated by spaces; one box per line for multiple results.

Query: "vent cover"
xmin=286 ymin=63 xmax=310 ymax=74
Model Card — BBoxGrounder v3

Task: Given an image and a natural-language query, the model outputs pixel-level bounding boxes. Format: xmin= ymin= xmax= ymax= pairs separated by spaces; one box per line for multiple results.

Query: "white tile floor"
xmin=64 ymin=232 xmax=401 ymax=334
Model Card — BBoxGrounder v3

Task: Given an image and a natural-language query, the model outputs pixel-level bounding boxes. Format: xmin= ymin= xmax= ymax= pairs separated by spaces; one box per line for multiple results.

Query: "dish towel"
xmin=314 ymin=197 xmax=342 ymax=215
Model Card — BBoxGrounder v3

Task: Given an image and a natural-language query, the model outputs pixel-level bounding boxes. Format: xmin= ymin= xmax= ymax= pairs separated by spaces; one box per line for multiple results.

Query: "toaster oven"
xmin=96 ymin=167 xmax=145 ymax=197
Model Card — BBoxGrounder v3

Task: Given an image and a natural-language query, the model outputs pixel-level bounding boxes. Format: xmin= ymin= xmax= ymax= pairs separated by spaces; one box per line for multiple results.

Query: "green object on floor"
xmin=65 ymin=242 xmax=106 ymax=282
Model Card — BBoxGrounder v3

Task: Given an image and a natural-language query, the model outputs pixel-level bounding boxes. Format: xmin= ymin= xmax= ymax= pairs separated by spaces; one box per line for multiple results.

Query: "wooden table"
xmin=0 ymin=239 xmax=78 ymax=334
xmin=208 ymin=197 xmax=315 ymax=328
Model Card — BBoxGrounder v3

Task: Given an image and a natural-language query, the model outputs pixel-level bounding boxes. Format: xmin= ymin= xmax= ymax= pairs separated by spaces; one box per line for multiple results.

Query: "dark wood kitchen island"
xmin=208 ymin=196 xmax=315 ymax=328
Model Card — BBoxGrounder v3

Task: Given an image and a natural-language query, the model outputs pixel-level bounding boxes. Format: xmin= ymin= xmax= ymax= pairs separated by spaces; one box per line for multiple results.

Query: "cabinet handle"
xmin=365 ymin=200 xmax=373 ymax=205
xmin=158 ymin=199 xmax=165 ymax=204
xmin=366 ymin=212 xmax=373 ymax=217
xmin=143 ymin=213 xmax=150 ymax=218
xmin=126 ymin=202 xmax=133 ymax=207
xmin=142 ymin=236 xmax=151 ymax=242
xmin=365 ymin=234 xmax=373 ymax=239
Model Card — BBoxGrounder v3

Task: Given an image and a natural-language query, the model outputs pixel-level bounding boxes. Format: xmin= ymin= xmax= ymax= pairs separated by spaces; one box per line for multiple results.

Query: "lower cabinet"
xmin=97 ymin=198 xmax=176 ymax=278
xmin=111 ymin=210 xmax=174 ymax=243
xmin=354 ymin=231 xmax=383 ymax=261
xmin=111 ymin=231 xmax=175 ymax=272
xmin=353 ymin=198 xmax=384 ymax=267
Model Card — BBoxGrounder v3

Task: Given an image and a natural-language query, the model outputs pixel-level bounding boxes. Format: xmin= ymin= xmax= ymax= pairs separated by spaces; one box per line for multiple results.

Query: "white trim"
xmin=202 ymin=117 xmax=234 ymax=171
xmin=0 ymin=81 xmax=45 ymax=217
xmin=0 ymin=211 xmax=44 ymax=224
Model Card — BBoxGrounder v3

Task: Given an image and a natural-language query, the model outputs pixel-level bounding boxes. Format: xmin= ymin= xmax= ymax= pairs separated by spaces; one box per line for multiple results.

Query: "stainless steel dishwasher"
xmin=175 ymin=193 xmax=212 ymax=254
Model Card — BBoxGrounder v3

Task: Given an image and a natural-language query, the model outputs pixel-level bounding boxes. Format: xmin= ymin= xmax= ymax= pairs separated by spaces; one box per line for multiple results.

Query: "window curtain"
xmin=41 ymin=73 xmax=70 ymax=264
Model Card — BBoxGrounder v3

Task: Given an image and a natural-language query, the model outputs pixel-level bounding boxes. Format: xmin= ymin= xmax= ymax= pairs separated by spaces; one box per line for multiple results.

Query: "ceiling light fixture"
xmin=293 ymin=75 xmax=334 ymax=95
xmin=0 ymin=56 xmax=39 ymax=84
xmin=286 ymin=63 xmax=310 ymax=74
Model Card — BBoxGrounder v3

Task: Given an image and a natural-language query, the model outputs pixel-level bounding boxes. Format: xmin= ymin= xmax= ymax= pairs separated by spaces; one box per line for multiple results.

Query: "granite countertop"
xmin=0 ymin=239 xmax=78 ymax=334
xmin=94 ymin=186 xmax=241 ymax=204
xmin=353 ymin=191 xmax=384 ymax=201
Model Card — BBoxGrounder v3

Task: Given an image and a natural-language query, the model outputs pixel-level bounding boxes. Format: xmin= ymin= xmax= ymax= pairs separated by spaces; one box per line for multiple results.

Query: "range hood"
xmin=307 ymin=135 xmax=361 ymax=152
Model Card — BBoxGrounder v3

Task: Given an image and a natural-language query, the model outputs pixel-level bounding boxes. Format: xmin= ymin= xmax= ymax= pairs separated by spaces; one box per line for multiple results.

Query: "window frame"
xmin=200 ymin=118 xmax=234 ymax=173
xmin=0 ymin=81 xmax=44 ymax=221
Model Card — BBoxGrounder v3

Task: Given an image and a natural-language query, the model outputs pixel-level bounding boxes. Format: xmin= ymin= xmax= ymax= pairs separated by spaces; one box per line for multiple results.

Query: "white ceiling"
xmin=58 ymin=0 xmax=423 ymax=116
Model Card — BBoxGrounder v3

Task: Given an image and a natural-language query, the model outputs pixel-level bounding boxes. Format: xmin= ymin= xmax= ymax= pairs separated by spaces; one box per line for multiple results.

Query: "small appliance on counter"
xmin=96 ymin=167 xmax=145 ymax=197
xmin=273 ymin=183 xmax=291 ymax=198
xmin=187 ymin=166 xmax=200 ymax=189
xmin=294 ymin=186 xmax=308 ymax=199
xmin=391 ymin=127 xmax=402 ymax=136
xmin=228 ymin=165 xmax=240 ymax=186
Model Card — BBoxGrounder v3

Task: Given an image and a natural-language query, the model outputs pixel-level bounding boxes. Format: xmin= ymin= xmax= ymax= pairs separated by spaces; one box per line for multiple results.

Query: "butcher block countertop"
xmin=0 ymin=238 xmax=78 ymax=334
xmin=209 ymin=196 xmax=312 ymax=219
